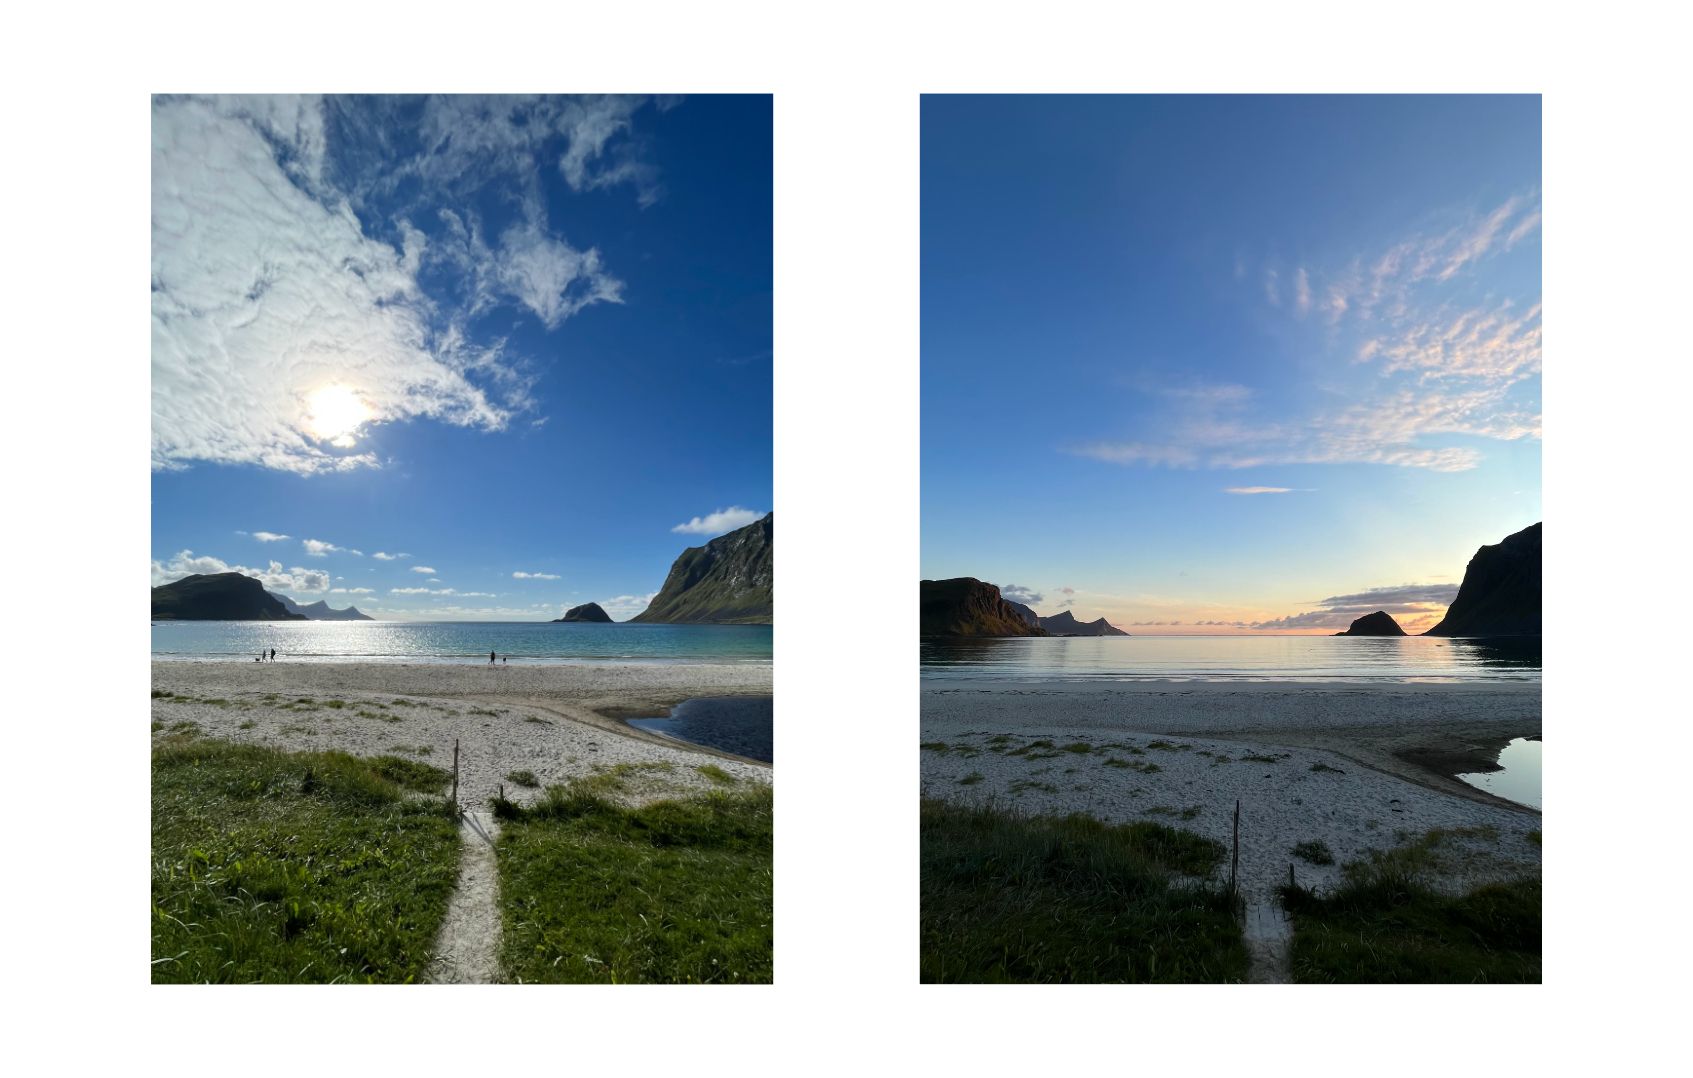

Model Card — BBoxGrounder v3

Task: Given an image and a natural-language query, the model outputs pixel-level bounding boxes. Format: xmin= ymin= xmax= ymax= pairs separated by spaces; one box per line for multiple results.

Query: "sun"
xmin=304 ymin=384 xmax=373 ymax=447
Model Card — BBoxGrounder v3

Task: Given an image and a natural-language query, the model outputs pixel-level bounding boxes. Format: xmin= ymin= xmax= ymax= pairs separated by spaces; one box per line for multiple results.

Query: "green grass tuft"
xmin=506 ymin=769 xmax=541 ymax=789
xmin=1292 ymin=839 xmax=1335 ymax=865
xmin=696 ymin=764 xmax=738 ymax=787
xmin=921 ymin=799 xmax=1245 ymax=982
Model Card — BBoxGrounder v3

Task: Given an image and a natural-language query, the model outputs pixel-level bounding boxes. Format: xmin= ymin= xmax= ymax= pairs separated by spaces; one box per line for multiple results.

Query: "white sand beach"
xmin=921 ymin=681 xmax=1541 ymax=904
xmin=152 ymin=660 xmax=774 ymax=809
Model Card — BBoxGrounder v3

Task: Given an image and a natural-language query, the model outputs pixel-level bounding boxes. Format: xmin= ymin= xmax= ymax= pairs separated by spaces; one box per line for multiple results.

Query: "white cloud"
xmin=672 ymin=506 xmax=763 ymax=536
xmin=330 ymin=587 xmax=375 ymax=594
xmin=1224 ymin=486 xmax=1301 ymax=495
xmin=495 ymin=221 xmax=623 ymax=331
xmin=250 ymin=531 xmax=290 ymax=542
xmin=372 ymin=551 xmax=409 ymax=560
xmin=389 ymin=587 xmax=494 ymax=597
xmin=151 ymin=549 xmax=330 ymax=594
xmin=999 ymin=584 xmax=1043 ymax=606
xmin=513 ymin=571 xmax=561 ymax=580
xmin=596 ymin=592 xmax=657 ymax=620
xmin=303 ymin=538 xmax=362 ymax=557
xmin=1294 ymin=268 xmax=1312 ymax=316
xmin=411 ymin=565 xmax=437 ymax=574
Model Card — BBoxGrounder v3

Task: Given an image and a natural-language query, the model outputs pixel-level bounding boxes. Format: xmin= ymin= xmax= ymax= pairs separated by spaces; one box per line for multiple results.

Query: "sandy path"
xmin=426 ymin=811 xmax=503 ymax=985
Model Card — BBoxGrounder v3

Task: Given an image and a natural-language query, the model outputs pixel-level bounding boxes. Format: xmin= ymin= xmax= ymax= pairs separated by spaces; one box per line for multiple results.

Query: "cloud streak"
xmin=672 ymin=506 xmax=763 ymax=536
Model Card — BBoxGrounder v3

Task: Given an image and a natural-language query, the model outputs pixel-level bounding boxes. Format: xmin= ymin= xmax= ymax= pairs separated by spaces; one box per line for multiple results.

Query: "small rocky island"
xmin=553 ymin=602 xmax=613 ymax=623
xmin=1334 ymin=610 xmax=1407 ymax=636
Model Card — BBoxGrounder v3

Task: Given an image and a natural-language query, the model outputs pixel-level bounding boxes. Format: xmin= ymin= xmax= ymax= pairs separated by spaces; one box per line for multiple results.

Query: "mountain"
xmin=920 ymin=578 xmax=1048 ymax=637
xmin=1334 ymin=610 xmax=1406 ymax=636
xmin=273 ymin=594 xmax=374 ymax=621
xmin=1038 ymin=610 xmax=1130 ymax=636
xmin=630 ymin=513 xmax=773 ymax=624
xmin=553 ymin=602 xmax=612 ymax=623
xmin=1425 ymin=523 xmax=1542 ymax=638
xmin=1003 ymin=599 xmax=1040 ymax=627
xmin=152 ymin=573 xmax=306 ymax=621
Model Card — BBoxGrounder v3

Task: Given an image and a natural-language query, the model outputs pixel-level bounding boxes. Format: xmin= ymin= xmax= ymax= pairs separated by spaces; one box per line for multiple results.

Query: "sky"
xmin=152 ymin=95 xmax=771 ymax=621
xmin=921 ymin=95 xmax=1541 ymax=634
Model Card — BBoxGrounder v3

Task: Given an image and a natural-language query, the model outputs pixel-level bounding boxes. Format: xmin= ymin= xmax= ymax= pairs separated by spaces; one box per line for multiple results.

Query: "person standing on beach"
xmin=490 ymin=650 xmax=496 ymax=664
xmin=269 ymin=648 xmax=276 ymax=663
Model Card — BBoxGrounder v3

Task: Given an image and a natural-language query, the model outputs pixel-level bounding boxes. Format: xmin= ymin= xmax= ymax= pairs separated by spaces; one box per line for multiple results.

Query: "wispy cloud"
xmin=303 ymin=539 xmax=362 ymax=557
xmin=410 ymin=566 xmax=437 ymax=574
xmin=152 ymin=95 xmax=659 ymax=476
xmin=596 ymin=592 xmax=657 ymax=620
xmin=372 ymin=551 xmax=409 ymax=561
xmin=513 ymin=571 xmax=561 ymax=580
xmin=672 ymin=506 xmax=763 ymax=536
xmin=240 ymin=530 xmax=291 ymax=542
xmin=999 ymin=584 xmax=1043 ymax=606
xmin=1223 ymin=486 xmax=1304 ymax=495
xmin=389 ymin=587 xmax=496 ymax=597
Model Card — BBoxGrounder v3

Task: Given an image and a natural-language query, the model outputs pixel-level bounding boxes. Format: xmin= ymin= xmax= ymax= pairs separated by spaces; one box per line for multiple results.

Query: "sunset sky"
xmin=921 ymin=95 xmax=1541 ymax=634
xmin=151 ymin=95 xmax=771 ymax=620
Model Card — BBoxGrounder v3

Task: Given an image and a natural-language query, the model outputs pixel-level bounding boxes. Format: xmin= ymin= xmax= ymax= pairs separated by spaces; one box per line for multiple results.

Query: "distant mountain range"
xmin=629 ymin=512 xmax=773 ymax=624
xmin=152 ymin=572 xmax=305 ymax=621
xmin=920 ymin=578 xmax=1048 ymax=637
xmin=553 ymin=602 xmax=612 ymax=623
xmin=1425 ymin=522 xmax=1541 ymax=637
xmin=1039 ymin=610 xmax=1129 ymax=636
xmin=274 ymin=594 xmax=373 ymax=621
xmin=1335 ymin=610 xmax=1406 ymax=636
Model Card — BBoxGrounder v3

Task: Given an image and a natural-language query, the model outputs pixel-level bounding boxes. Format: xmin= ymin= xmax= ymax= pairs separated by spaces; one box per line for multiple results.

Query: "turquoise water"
xmin=152 ymin=620 xmax=772 ymax=665
xmin=921 ymin=635 xmax=1540 ymax=682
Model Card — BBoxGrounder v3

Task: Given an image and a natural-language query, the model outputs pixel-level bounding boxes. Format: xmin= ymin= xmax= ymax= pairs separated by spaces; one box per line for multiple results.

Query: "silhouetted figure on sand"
xmin=269 ymin=648 xmax=276 ymax=662
xmin=490 ymin=650 xmax=496 ymax=664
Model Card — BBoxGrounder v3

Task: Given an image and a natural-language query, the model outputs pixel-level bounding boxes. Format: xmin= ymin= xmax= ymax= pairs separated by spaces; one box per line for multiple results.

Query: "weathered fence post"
xmin=1230 ymin=799 xmax=1241 ymax=900
xmin=451 ymin=738 xmax=461 ymax=815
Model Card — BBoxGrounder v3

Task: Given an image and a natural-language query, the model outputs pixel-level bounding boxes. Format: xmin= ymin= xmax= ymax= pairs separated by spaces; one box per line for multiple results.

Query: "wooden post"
xmin=1230 ymin=799 xmax=1241 ymax=899
xmin=451 ymin=739 xmax=460 ymax=815
xmin=1289 ymin=862 xmax=1296 ymax=890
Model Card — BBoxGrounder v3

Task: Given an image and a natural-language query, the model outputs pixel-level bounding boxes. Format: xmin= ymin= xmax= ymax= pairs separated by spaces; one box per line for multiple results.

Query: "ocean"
xmin=921 ymin=634 xmax=1540 ymax=683
xmin=152 ymin=620 xmax=772 ymax=665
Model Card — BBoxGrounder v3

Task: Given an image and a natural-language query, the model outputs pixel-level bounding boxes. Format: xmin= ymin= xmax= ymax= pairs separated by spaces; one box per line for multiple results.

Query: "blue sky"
xmin=922 ymin=95 xmax=1541 ymax=633
xmin=152 ymin=95 xmax=771 ymax=620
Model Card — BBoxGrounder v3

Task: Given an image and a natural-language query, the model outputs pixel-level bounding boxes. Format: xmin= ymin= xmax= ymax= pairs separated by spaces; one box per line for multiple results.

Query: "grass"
xmin=696 ymin=764 xmax=738 ymax=787
xmin=920 ymin=799 xmax=1247 ymax=982
xmin=1278 ymin=827 xmax=1537 ymax=982
xmin=151 ymin=738 xmax=460 ymax=983
xmin=1008 ymin=779 xmax=1058 ymax=795
xmin=1146 ymin=805 xmax=1203 ymax=821
xmin=505 ymin=769 xmax=541 ymax=789
xmin=522 ymin=716 xmax=553 ymax=726
xmin=1292 ymin=839 xmax=1336 ymax=865
xmin=388 ymin=744 xmax=434 ymax=757
xmin=1309 ymin=762 xmax=1346 ymax=774
xmin=492 ymin=777 xmax=772 ymax=983
xmin=957 ymin=772 xmax=985 ymax=786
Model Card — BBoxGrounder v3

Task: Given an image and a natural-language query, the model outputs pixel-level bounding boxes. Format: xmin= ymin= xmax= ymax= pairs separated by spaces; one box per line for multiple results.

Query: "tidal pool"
xmin=1457 ymin=736 xmax=1541 ymax=809
xmin=628 ymin=696 xmax=773 ymax=763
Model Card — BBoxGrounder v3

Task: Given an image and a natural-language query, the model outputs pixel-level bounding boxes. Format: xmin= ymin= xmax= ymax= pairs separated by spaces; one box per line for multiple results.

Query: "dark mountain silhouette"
xmin=920 ymin=578 xmax=1048 ymax=637
xmin=631 ymin=513 xmax=773 ymax=624
xmin=152 ymin=573 xmax=305 ymax=621
xmin=273 ymin=594 xmax=374 ymax=621
xmin=554 ymin=602 xmax=613 ymax=623
xmin=1334 ymin=610 xmax=1406 ymax=636
xmin=1425 ymin=523 xmax=1542 ymax=637
xmin=1038 ymin=610 xmax=1130 ymax=637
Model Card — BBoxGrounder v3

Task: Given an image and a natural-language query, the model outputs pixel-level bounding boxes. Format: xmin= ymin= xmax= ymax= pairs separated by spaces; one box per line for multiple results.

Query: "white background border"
xmin=1 ymin=0 xmax=1686 ymax=1072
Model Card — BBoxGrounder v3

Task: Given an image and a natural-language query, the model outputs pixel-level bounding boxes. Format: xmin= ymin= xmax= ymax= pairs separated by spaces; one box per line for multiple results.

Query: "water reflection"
xmin=1456 ymin=737 xmax=1542 ymax=809
xmin=921 ymin=635 xmax=1540 ymax=682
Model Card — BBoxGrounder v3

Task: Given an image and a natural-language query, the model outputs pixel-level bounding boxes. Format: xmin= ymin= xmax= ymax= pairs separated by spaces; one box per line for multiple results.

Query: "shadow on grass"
xmin=921 ymin=798 xmax=1247 ymax=983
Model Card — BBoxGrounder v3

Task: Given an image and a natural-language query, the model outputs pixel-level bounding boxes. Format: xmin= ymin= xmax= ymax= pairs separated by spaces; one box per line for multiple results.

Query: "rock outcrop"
xmin=1424 ymin=523 xmax=1542 ymax=637
xmin=1038 ymin=610 xmax=1130 ymax=637
xmin=553 ymin=602 xmax=613 ymax=623
xmin=152 ymin=572 xmax=306 ymax=621
xmin=1334 ymin=610 xmax=1406 ymax=636
xmin=920 ymin=578 xmax=1049 ymax=637
xmin=1003 ymin=599 xmax=1041 ymax=627
xmin=630 ymin=513 xmax=773 ymax=624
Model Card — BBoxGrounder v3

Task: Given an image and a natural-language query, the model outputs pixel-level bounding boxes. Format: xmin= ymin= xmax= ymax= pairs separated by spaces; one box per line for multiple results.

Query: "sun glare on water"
xmin=304 ymin=384 xmax=373 ymax=447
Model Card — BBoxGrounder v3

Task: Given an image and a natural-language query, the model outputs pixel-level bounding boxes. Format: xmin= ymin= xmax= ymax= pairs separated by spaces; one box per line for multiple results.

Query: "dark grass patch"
xmin=1242 ymin=753 xmax=1283 ymax=764
xmin=1279 ymin=839 xmax=1539 ymax=983
xmin=921 ymin=799 xmax=1245 ymax=983
xmin=958 ymin=772 xmax=985 ymax=786
xmin=1104 ymin=758 xmax=1161 ymax=773
xmin=1008 ymin=780 xmax=1058 ymax=795
xmin=151 ymin=738 xmax=460 ymax=984
xmin=1146 ymin=740 xmax=1191 ymax=752
xmin=366 ymin=755 xmax=452 ymax=794
xmin=920 ymin=741 xmax=951 ymax=753
xmin=387 ymin=744 xmax=433 ymax=757
xmin=469 ymin=708 xmax=503 ymax=717
xmin=494 ymin=780 xmax=772 ymax=984
xmin=1309 ymin=762 xmax=1346 ymax=774
xmin=1292 ymin=840 xmax=1335 ymax=865
xmin=696 ymin=764 xmax=738 ymax=787
xmin=506 ymin=769 xmax=541 ymax=789
xmin=1062 ymin=742 xmax=1094 ymax=755
xmin=1527 ymin=829 xmax=1541 ymax=846
xmin=522 ymin=716 xmax=553 ymax=726
xmin=237 ymin=720 xmax=257 ymax=731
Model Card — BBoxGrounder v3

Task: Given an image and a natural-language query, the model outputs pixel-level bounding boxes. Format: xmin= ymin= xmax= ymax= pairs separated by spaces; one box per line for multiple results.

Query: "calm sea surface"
xmin=152 ymin=621 xmax=772 ymax=665
xmin=629 ymin=697 xmax=774 ymax=763
xmin=921 ymin=635 xmax=1540 ymax=683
